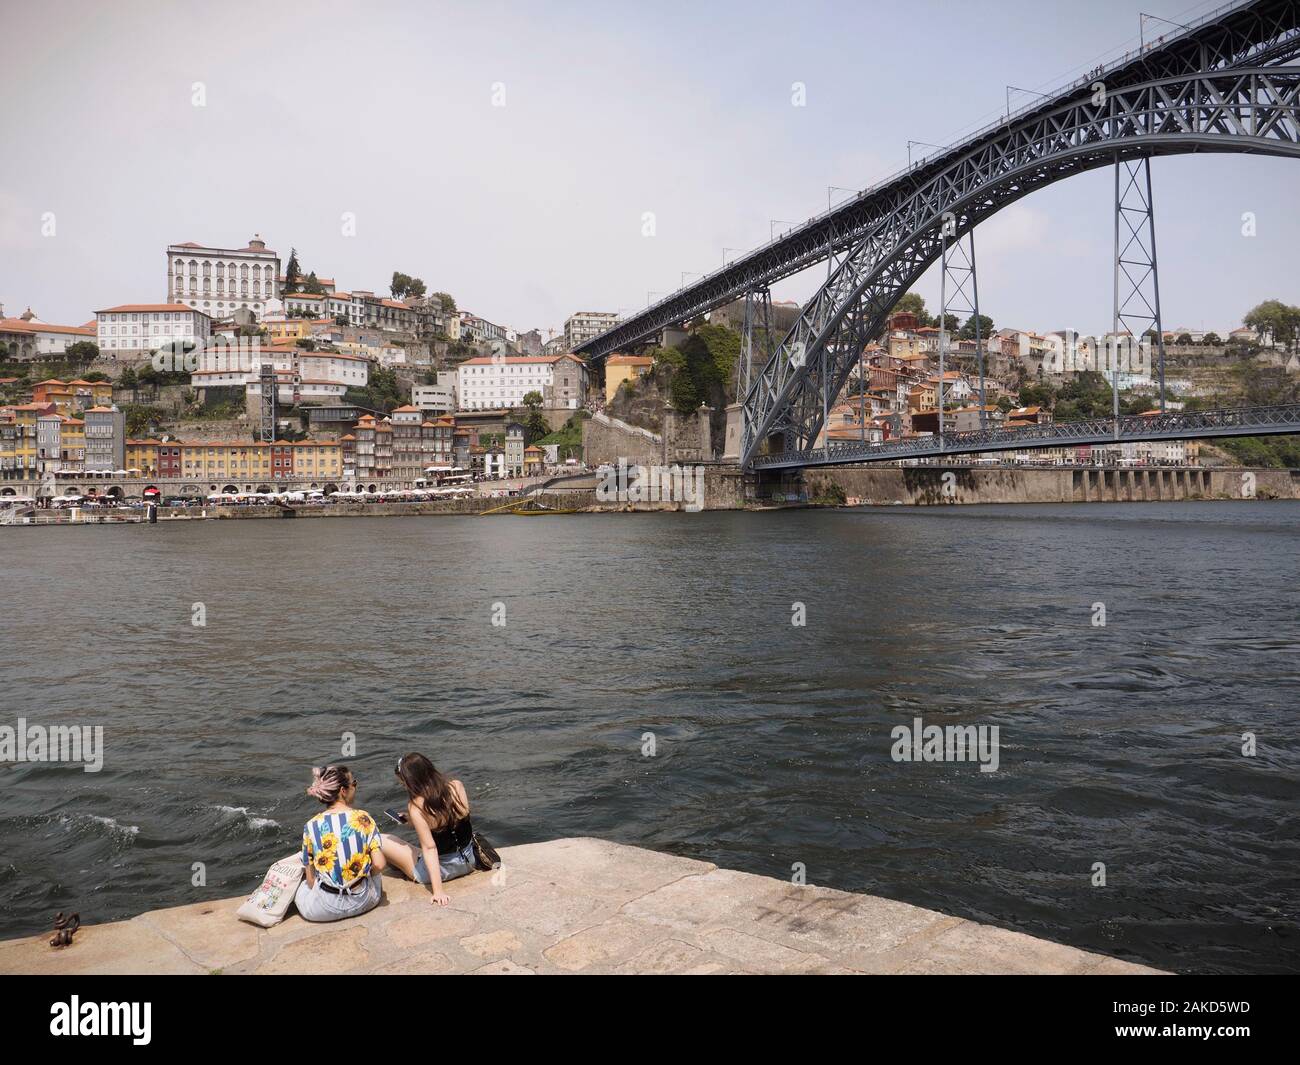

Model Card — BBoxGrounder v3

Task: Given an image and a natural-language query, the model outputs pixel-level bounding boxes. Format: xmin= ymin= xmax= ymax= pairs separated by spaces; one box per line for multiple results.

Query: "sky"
xmin=1 ymin=0 xmax=1296 ymax=341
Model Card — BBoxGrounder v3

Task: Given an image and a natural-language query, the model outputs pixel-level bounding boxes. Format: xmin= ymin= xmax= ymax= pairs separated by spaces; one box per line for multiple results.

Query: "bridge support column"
xmin=1112 ymin=155 xmax=1168 ymax=413
xmin=938 ymin=224 xmax=986 ymax=428
xmin=738 ymin=287 xmax=773 ymax=462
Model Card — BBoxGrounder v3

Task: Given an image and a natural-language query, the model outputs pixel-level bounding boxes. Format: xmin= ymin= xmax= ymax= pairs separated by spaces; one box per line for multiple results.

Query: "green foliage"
xmin=283 ymin=248 xmax=301 ymax=293
xmin=344 ymin=366 xmax=406 ymax=413
xmin=532 ymin=411 xmax=587 ymax=459
xmin=669 ymin=324 xmax=740 ymax=413
xmin=958 ymin=313 xmax=995 ymax=340
xmin=303 ymin=272 xmax=325 ymax=295
xmin=1243 ymin=299 xmax=1300 ymax=351
xmin=893 ymin=292 xmax=935 ymax=327
xmin=64 ymin=340 xmax=100 ymax=364
xmin=520 ymin=390 xmax=549 ymax=439
xmin=1216 ymin=435 xmax=1300 ymax=468
xmin=431 ymin=291 xmax=457 ymax=315
xmin=121 ymin=404 xmax=166 ymax=437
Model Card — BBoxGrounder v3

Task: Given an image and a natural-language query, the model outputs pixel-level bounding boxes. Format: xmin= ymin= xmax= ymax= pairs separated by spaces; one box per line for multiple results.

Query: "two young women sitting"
xmin=294 ymin=753 xmax=478 ymax=922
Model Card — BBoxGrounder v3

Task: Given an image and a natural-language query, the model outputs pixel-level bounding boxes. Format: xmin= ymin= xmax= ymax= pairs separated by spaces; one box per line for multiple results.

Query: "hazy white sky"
xmin=1 ymin=0 xmax=1296 ymax=339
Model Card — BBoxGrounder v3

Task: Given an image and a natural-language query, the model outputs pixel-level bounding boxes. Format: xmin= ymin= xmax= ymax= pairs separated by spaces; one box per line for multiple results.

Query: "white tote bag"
xmin=236 ymin=852 xmax=304 ymax=928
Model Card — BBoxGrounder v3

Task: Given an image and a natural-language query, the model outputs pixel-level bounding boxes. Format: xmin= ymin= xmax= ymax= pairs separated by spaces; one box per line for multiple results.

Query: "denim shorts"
xmin=413 ymin=841 xmax=476 ymax=886
xmin=293 ymin=870 xmax=383 ymax=922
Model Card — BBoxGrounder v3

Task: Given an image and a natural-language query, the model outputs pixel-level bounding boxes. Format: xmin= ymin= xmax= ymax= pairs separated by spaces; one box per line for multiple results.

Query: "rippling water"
xmin=1 ymin=502 xmax=1297 ymax=972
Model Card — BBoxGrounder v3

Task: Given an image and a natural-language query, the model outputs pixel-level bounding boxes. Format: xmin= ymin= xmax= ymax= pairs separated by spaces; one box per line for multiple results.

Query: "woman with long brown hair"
xmin=379 ymin=753 xmax=477 ymax=906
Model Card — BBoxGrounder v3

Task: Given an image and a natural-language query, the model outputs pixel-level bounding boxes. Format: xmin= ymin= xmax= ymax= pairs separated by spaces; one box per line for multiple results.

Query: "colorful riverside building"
xmin=31 ymin=378 xmax=114 ymax=413
xmin=173 ymin=440 xmax=343 ymax=486
xmin=348 ymin=409 xmax=456 ymax=484
xmin=1 ymin=402 xmax=54 ymax=481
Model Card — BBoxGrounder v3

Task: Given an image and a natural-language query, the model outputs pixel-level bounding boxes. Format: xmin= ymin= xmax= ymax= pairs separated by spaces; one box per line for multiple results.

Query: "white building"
xmin=190 ymin=342 xmax=369 ymax=405
xmin=0 ymin=308 xmax=95 ymax=359
xmin=166 ymin=235 xmax=280 ymax=318
xmin=413 ymin=376 xmax=456 ymax=415
xmin=459 ymin=312 xmax=510 ymax=345
xmin=458 ymin=354 xmax=587 ymax=411
xmin=96 ymin=304 xmax=211 ymax=359
xmin=563 ymin=310 xmax=619 ymax=351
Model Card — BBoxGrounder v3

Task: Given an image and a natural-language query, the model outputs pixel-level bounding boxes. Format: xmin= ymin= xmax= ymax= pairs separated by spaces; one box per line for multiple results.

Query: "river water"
xmin=1 ymin=502 xmax=1296 ymax=972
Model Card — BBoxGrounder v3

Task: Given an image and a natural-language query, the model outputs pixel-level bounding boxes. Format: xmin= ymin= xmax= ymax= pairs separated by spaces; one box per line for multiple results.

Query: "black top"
xmin=431 ymin=815 xmax=473 ymax=856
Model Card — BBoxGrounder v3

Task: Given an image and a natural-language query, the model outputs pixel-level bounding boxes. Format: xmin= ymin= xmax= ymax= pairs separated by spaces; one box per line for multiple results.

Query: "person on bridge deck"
xmin=294 ymin=765 xmax=387 ymax=922
xmin=380 ymin=753 xmax=477 ymax=906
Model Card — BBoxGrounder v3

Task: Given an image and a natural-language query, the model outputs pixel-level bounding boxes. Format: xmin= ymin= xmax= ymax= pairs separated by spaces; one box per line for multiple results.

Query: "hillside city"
xmin=2 ymin=232 xmax=1299 ymax=505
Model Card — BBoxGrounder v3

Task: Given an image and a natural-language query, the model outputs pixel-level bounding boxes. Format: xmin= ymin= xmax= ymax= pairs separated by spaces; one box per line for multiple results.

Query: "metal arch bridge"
xmin=572 ymin=0 xmax=1300 ymax=469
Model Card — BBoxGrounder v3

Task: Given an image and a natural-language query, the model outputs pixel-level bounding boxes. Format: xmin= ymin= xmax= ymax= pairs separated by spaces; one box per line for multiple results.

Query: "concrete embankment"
xmin=0 ymin=838 xmax=1159 ymax=975
xmin=807 ymin=465 xmax=1300 ymax=506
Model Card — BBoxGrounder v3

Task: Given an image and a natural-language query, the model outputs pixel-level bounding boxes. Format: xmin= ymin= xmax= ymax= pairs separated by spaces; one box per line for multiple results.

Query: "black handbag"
xmin=471 ymin=832 xmax=500 ymax=871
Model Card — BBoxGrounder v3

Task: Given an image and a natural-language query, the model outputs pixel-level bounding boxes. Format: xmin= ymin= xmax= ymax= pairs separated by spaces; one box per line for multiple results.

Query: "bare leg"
xmin=380 ymin=835 xmax=418 ymax=879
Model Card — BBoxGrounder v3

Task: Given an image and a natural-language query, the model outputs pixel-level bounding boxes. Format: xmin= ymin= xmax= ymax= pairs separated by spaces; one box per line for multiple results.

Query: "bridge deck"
xmin=752 ymin=403 xmax=1300 ymax=470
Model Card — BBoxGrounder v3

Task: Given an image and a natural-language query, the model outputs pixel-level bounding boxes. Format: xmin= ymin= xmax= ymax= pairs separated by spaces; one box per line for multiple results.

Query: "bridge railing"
xmin=752 ymin=403 xmax=1300 ymax=468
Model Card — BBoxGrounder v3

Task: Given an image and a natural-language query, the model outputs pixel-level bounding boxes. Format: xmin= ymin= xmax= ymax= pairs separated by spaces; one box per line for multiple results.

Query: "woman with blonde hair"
xmin=294 ymin=764 xmax=387 ymax=922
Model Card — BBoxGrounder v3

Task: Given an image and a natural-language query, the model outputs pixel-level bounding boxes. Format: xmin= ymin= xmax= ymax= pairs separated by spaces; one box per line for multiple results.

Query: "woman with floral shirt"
xmin=294 ymin=765 xmax=387 ymax=922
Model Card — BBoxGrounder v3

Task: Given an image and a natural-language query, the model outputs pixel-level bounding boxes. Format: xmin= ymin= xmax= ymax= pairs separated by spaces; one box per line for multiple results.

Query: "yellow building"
xmin=180 ymin=442 xmax=275 ymax=481
xmin=604 ymin=354 xmax=654 ymax=404
xmin=68 ymin=379 xmax=114 ymax=407
xmin=261 ymin=317 xmax=313 ymax=342
xmin=3 ymin=403 xmax=48 ymax=481
xmin=174 ymin=439 xmax=343 ymax=484
xmin=126 ymin=439 xmax=163 ymax=476
xmin=59 ymin=416 xmax=85 ymax=471
xmin=293 ymin=440 xmax=343 ymax=480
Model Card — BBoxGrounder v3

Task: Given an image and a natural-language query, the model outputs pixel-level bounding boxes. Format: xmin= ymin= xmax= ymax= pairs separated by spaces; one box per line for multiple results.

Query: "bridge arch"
xmin=742 ymin=68 xmax=1300 ymax=464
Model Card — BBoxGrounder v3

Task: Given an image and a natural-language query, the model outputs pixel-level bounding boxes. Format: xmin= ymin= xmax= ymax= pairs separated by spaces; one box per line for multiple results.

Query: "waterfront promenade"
xmin=0 ymin=838 xmax=1160 ymax=975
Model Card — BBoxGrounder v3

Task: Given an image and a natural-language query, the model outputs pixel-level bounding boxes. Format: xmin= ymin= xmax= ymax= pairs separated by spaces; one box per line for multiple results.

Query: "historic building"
xmin=166 ymin=235 xmax=281 ymax=318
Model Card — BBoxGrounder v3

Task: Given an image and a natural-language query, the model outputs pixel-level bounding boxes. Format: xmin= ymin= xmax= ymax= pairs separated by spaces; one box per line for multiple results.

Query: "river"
xmin=1 ymin=502 xmax=1296 ymax=972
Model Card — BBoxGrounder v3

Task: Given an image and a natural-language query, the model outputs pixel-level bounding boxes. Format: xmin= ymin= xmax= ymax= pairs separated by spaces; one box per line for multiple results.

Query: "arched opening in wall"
xmin=256 ymin=484 xmax=271 ymax=494
xmin=222 ymin=484 xmax=238 ymax=494
xmin=367 ymin=484 xmax=377 ymax=493
xmin=1 ymin=487 xmax=15 ymax=497
xmin=324 ymin=483 xmax=339 ymax=494
xmin=143 ymin=486 xmax=160 ymax=498
xmin=106 ymin=486 xmax=124 ymax=499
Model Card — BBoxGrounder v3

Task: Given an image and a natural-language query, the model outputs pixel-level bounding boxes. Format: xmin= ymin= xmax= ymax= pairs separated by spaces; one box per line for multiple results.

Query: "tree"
xmin=958 ymin=313 xmax=994 ymax=341
xmin=1203 ymin=332 xmax=1222 ymax=345
xmin=391 ymin=272 xmax=412 ymax=299
xmin=1176 ymin=332 xmax=1193 ymax=345
xmin=937 ymin=312 xmax=960 ymax=333
xmin=431 ymin=291 xmax=457 ymax=315
xmin=64 ymin=340 xmax=99 ymax=364
xmin=894 ymin=292 xmax=934 ymax=327
xmin=283 ymin=248 xmax=302 ymax=294
xmin=520 ymin=390 xmax=548 ymax=440
xmin=303 ymin=272 xmax=325 ymax=295
xmin=1244 ymin=299 xmax=1300 ymax=352
xmin=407 ymin=277 xmax=426 ymax=299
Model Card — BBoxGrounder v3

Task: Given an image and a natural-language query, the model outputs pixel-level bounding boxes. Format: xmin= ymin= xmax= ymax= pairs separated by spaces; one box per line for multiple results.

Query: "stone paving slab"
xmin=0 ymin=838 xmax=1164 ymax=975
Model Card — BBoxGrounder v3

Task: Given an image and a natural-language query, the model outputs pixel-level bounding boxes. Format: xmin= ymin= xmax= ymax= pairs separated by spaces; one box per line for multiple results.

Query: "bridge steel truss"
xmin=751 ymin=403 xmax=1300 ymax=470
xmin=574 ymin=0 xmax=1300 ymax=372
xmin=740 ymin=65 xmax=1300 ymax=466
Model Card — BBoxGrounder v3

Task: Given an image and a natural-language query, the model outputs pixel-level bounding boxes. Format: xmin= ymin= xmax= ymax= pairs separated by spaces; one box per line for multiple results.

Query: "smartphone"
xmin=383 ymin=807 xmax=408 ymax=825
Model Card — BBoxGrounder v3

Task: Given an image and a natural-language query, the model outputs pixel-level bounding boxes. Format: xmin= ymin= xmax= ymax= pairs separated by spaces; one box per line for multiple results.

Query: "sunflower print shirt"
xmin=301 ymin=809 xmax=381 ymax=888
